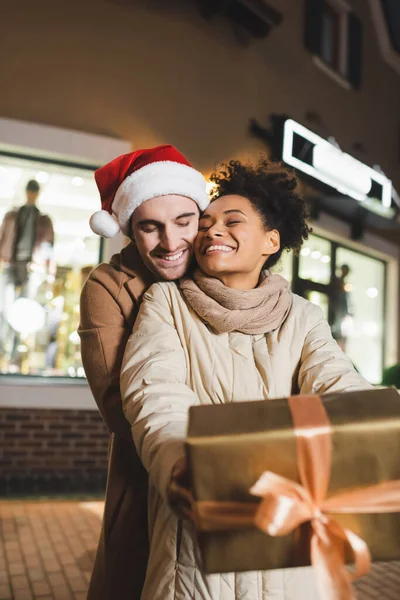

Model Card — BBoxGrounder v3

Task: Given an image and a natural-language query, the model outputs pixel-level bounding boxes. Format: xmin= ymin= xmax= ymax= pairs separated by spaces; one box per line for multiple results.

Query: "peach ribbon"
xmin=192 ymin=395 xmax=400 ymax=600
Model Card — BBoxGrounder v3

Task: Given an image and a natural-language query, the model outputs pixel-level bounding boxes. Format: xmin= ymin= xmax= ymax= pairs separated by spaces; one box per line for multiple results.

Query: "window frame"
xmin=290 ymin=232 xmax=387 ymax=382
xmin=304 ymin=0 xmax=363 ymax=90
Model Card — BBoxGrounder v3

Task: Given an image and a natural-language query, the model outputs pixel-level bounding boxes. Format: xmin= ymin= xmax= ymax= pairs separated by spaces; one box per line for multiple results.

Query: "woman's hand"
xmin=167 ymin=457 xmax=194 ymax=520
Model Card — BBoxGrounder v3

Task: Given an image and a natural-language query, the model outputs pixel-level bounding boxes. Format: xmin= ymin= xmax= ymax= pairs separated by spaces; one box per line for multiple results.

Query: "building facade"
xmin=0 ymin=0 xmax=399 ymax=492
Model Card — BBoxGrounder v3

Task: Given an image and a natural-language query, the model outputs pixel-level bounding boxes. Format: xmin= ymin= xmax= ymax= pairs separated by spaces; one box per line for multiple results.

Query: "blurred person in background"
xmin=0 ymin=179 xmax=54 ymax=365
xmin=0 ymin=179 xmax=54 ymax=293
xmin=78 ymin=145 xmax=208 ymax=600
xmin=331 ymin=263 xmax=353 ymax=352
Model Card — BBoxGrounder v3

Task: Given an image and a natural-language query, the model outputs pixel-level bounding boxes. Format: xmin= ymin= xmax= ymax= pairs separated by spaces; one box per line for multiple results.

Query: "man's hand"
xmin=167 ymin=457 xmax=194 ymax=520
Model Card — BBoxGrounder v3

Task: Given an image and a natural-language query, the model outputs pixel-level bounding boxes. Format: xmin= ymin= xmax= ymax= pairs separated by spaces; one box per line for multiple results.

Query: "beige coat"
xmin=121 ymin=281 xmax=372 ymax=600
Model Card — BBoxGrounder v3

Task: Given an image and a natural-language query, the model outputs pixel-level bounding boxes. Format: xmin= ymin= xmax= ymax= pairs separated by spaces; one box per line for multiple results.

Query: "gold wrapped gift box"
xmin=186 ymin=388 xmax=400 ymax=574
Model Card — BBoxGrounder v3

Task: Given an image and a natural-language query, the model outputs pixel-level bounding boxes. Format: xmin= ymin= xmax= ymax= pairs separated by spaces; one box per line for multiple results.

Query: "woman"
xmin=121 ymin=159 xmax=371 ymax=600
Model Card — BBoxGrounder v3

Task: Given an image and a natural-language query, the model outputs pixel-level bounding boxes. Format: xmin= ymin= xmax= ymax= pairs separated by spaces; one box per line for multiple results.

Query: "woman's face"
xmin=194 ymin=194 xmax=280 ymax=289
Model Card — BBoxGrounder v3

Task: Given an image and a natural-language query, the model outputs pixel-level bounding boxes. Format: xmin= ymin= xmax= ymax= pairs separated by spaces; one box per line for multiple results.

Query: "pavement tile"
xmin=32 ymin=581 xmax=52 ymax=596
xmin=0 ymin=570 xmax=8 ymax=582
xmin=28 ymin=568 xmax=47 ymax=582
xmin=58 ymin=556 xmax=75 ymax=567
xmin=47 ymin=573 xmax=67 ymax=587
xmin=6 ymin=549 xmax=23 ymax=562
xmin=13 ymin=589 xmax=34 ymax=600
xmin=25 ymin=557 xmax=42 ymax=569
xmin=44 ymin=562 xmax=62 ymax=574
xmin=0 ymin=584 xmax=12 ymax=600
xmin=67 ymin=577 xmax=86 ymax=593
xmin=11 ymin=573 xmax=31 ymax=589
xmin=9 ymin=562 xmax=27 ymax=576
xmin=51 ymin=586 xmax=73 ymax=600
xmin=62 ymin=567 xmax=81 ymax=579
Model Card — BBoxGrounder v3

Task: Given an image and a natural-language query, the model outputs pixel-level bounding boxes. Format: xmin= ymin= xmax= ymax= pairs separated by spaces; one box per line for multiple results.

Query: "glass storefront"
xmin=284 ymin=233 xmax=386 ymax=384
xmin=275 ymin=234 xmax=387 ymax=384
xmin=335 ymin=246 xmax=385 ymax=384
xmin=0 ymin=153 xmax=101 ymax=378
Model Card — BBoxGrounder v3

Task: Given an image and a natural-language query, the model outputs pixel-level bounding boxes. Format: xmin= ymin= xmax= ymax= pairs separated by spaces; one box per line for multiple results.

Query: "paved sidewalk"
xmin=0 ymin=500 xmax=103 ymax=600
xmin=1 ymin=499 xmax=400 ymax=599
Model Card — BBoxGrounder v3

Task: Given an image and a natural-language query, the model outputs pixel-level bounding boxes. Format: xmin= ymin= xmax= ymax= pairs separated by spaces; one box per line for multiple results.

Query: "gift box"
xmin=186 ymin=388 xmax=400 ymax=576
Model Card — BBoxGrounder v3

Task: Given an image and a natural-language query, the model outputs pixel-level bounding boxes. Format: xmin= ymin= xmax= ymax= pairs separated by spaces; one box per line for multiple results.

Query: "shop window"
xmin=307 ymin=290 xmax=330 ymax=321
xmin=0 ymin=154 xmax=101 ymax=378
xmin=298 ymin=235 xmax=332 ymax=285
xmin=293 ymin=233 xmax=386 ymax=385
xmin=335 ymin=247 xmax=385 ymax=384
xmin=304 ymin=0 xmax=363 ymax=89
xmin=274 ymin=249 xmax=293 ymax=284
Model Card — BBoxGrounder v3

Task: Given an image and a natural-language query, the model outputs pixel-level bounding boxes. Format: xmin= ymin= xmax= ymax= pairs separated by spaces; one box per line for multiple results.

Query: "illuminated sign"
xmin=282 ymin=119 xmax=393 ymax=216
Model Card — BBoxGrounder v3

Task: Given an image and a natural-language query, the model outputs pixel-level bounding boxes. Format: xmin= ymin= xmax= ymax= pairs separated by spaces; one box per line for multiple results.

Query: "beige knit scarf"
xmin=179 ymin=269 xmax=293 ymax=335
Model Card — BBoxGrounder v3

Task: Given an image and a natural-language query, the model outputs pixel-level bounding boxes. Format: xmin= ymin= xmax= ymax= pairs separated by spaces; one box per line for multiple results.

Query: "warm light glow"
xmin=362 ymin=322 xmax=379 ymax=336
xmin=366 ymin=287 xmax=379 ymax=298
xmin=69 ymin=330 xmax=80 ymax=345
xmin=7 ymin=299 xmax=46 ymax=334
xmin=206 ymin=180 xmax=217 ymax=196
xmin=16 ymin=344 xmax=28 ymax=353
xmin=344 ymin=283 xmax=352 ymax=292
xmin=36 ymin=171 xmax=49 ymax=184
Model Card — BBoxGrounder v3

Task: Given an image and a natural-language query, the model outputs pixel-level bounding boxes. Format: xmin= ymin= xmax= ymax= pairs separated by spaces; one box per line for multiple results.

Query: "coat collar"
xmin=110 ymin=241 xmax=155 ymax=303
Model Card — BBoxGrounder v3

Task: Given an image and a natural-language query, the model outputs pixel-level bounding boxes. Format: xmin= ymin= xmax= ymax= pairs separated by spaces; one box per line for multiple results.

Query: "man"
xmin=78 ymin=145 xmax=208 ymax=600
xmin=0 ymin=179 xmax=54 ymax=290
xmin=331 ymin=263 xmax=352 ymax=352
xmin=0 ymin=179 xmax=54 ymax=362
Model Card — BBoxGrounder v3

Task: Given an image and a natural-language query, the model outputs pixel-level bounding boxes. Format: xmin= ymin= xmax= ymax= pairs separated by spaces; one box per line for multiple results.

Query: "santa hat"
xmin=90 ymin=144 xmax=209 ymax=238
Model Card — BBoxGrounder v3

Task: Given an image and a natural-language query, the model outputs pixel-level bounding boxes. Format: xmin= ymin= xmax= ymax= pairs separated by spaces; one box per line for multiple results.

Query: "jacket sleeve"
xmin=45 ymin=215 xmax=55 ymax=246
xmin=121 ymin=283 xmax=198 ymax=500
xmin=298 ymin=302 xmax=373 ymax=395
xmin=78 ymin=266 xmax=134 ymax=441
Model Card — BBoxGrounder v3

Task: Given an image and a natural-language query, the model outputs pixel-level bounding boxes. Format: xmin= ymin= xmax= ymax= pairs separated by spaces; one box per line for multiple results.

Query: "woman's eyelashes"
xmin=198 ymin=220 xmax=242 ymax=233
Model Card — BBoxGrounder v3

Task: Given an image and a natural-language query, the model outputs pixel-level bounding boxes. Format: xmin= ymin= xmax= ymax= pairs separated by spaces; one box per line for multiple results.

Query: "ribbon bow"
xmin=249 ymin=395 xmax=400 ymax=600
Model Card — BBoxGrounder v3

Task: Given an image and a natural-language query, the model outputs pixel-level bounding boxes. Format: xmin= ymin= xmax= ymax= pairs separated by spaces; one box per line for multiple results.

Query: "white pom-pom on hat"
xmin=89 ymin=210 xmax=121 ymax=238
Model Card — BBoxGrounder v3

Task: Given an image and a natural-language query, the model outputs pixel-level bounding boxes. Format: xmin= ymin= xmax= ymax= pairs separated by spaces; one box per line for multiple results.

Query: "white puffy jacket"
xmin=121 ymin=281 xmax=372 ymax=600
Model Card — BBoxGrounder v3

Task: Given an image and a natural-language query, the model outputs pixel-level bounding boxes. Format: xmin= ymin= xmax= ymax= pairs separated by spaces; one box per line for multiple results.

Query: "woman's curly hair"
xmin=209 ymin=157 xmax=312 ymax=269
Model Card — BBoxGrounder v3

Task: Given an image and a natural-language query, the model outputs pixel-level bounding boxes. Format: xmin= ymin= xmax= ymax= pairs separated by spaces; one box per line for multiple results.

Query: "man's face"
xmin=130 ymin=194 xmax=200 ymax=280
xmin=26 ymin=190 xmax=39 ymax=205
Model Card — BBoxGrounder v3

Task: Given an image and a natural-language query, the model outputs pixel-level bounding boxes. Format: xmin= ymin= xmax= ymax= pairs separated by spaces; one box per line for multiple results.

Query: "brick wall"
xmin=0 ymin=408 xmax=109 ymax=496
